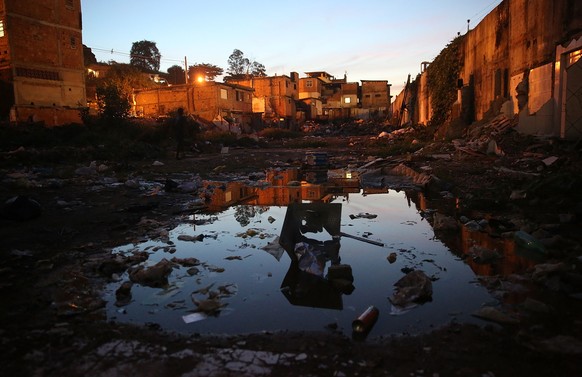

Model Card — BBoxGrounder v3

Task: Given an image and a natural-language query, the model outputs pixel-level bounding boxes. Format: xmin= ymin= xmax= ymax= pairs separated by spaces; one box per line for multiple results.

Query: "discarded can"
xmin=352 ymin=305 xmax=379 ymax=333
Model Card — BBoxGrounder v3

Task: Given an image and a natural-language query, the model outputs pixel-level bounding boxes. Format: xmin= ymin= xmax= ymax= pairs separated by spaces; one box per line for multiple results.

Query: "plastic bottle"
xmin=513 ymin=230 xmax=546 ymax=254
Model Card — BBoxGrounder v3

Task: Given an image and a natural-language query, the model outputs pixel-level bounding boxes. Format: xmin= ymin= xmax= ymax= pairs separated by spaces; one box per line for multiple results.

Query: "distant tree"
xmin=167 ymin=65 xmax=186 ymax=85
xmin=130 ymin=40 xmax=161 ymax=72
xmin=250 ymin=61 xmax=267 ymax=77
xmin=188 ymin=63 xmax=224 ymax=83
xmin=225 ymin=49 xmax=266 ymax=80
xmin=83 ymin=45 xmax=97 ymax=67
xmin=96 ymin=83 xmax=131 ymax=121
xmin=226 ymin=49 xmax=248 ymax=78
xmin=95 ymin=63 xmax=156 ymax=120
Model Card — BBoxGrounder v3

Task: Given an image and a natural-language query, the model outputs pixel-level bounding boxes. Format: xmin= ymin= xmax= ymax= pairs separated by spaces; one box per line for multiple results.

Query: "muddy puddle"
xmin=104 ymin=167 xmax=540 ymax=339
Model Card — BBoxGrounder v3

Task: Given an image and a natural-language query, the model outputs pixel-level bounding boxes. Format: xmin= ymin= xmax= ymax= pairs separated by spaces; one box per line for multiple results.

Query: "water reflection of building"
xmin=202 ymin=181 xmax=255 ymax=211
xmin=202 ymin=167 xmax=362 ymax=209
xmin=405 ymin=191 xmax=537 ymax=278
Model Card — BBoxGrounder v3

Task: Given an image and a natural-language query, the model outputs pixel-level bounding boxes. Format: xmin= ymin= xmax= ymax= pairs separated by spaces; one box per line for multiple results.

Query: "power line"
xmin=470 ymin=0 xmax=502 ymax=21
xmin=87 ymin=46 xmax=185 ymax=64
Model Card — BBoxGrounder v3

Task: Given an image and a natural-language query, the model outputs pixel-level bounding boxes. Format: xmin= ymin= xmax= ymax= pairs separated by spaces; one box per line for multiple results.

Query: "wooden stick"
xmin=340 ymin=232 xmax=384 ymax=247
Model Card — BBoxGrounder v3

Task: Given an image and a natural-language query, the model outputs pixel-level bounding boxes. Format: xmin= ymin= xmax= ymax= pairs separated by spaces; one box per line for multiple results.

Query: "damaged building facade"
xmin=227 ymin=73 xmax=299 ymax=129
xmin=133 ymin=81 xmax=254 ymax=133
xmin=0 ymin=0 xmax=86 ymax=126
xmin=395 ymin=0 xmax=582 ymax=139
xmin=297 ymin=72 xmax=391 ymax=121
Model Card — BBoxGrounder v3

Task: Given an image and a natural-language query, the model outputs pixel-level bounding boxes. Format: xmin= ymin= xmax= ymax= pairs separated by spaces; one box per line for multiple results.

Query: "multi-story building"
xmin=228 ymin=73 xmax=299 ymax=128
xmin=0 ymin=0 xmax=86 ymax=125
xmin=298 ymin=75 xmax=325 ymax=120
xmin=361 ymin=80 xmax=391 ymax=118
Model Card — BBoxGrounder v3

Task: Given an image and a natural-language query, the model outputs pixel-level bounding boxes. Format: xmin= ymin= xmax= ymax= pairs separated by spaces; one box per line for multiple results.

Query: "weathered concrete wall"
xmin=134 ymin=82 xmax=254 ymax=128
xmin=402 ymin=0 xmax=582 ymax=138
xmin=461 ymin=0 xmax=510 ymax=120
xmin=134 ymin=86 xmax=188 ymax=117
xmin=11 ymin=105 xmax=82 ymax=126
xmin=361 ymin=80 xmax=390 ymax=110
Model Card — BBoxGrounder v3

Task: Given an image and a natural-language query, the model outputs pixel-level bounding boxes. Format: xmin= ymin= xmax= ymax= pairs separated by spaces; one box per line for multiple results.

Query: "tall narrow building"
xmin=0 ymin=0 xmax=86 ymax=125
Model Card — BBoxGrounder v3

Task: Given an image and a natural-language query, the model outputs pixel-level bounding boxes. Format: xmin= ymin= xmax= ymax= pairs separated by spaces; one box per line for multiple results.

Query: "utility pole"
xmin=184 ymin=56 xmax=188 ymax=84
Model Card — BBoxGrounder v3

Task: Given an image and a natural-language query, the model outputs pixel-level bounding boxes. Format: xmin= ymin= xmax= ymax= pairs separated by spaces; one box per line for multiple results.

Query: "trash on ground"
xmin=389 ymin=270 xmax=433 ymax=311
xmin=182 ymin=312 xmax=208 ymax=324
xmin=129 ymin=259 xmax=174 ymax=288
xmin=352 ymin=305 xmax=379 ymax=340
xmin=514 ymin=230 xmax=546 ymax=254
xmin=261 ymin=237 xmax=285 ymax=261
xmin=349 ymin=212 xmax=378 ymax=220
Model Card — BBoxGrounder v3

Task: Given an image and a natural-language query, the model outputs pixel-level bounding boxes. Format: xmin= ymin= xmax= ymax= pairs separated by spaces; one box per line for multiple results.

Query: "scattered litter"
xmin=171 ymin=257 xmax=200 ymax=267
xmin=514 ymin=230 xmax=546 ymax=254
xmin=261 ymin=237 xmax=285 ymax=261
xmin=389 ymin=270 xmax=433 ymax=312
xmin=191 ymin=297 xmax=226 ymax=315
xmin=387 ymin=253 xmax=397 ymax=264
xmin=542 ymin=156 xmax=558 ymax=166
xmin=182 ymin=312 xmax=208 ymax=323
xmin=177 ymin=234 xmax=204 ymax=242
xmin=207 ymin=265 xmax=225 ymax=273
xmin=124 ymin=179 xmax=141 ymax=188
xmin=10 ymin=249 xmax=34 ymax=257
xmin=349 ymin=212 xmax=377 ymax=220
xmin=129 ymin=259 xmax=174 ymax=288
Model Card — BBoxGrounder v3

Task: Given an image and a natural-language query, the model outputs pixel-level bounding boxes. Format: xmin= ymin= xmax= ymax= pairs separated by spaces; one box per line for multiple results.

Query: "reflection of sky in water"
xmin=104 ymin=191 xmax=493 ymax=337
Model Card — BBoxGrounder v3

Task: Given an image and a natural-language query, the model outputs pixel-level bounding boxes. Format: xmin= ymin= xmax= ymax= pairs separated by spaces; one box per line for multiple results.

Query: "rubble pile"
xmin=302 ymin=119 xmax=393 ymax=136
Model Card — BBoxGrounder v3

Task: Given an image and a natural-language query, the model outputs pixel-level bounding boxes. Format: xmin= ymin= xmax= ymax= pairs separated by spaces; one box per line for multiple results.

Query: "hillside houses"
xmin=131 ymin=70 xmax=391 ymax=131
xmin=0 ymin=0 xmax=392 ymax=129
xmin=0 ymin=0 xmax=391 ymax=129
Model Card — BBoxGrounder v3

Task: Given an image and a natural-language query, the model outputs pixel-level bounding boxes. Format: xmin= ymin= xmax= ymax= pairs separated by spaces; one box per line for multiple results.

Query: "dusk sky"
xmin=81 ymin=0 xmax=502 ymax=96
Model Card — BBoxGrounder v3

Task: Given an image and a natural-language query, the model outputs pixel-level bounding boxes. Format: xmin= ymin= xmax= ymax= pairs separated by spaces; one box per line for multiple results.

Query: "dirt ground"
xmin=1 ymin=127 xmax=582 ymax=376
